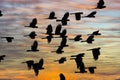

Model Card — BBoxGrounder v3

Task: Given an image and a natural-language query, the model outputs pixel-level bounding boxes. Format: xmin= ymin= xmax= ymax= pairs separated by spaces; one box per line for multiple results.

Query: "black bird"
xmin=55 ymin=46 xmax=64 ymax=54
xmin=47 ymin=11 xmax=57 ymax=19
xmin=70 ymin=12 xmax=83 ymax=20
xmin=84 ymin=11 xmax=97 ymax=18
xmin=33 ymin=58 xmax=44 ymax=76
xmin=59 ymin=73 xmax=66 ymax=80
xmin=60 ymin=37 xmax=68 ymax=47
xmin=27 ymin=40 xmax=39 ymax=52
xmin=87 ymin=47 xmax=101 ymax=60
xmin=88 ymin=30 xmax=101 ymax=36
xmin=96 ymin=0 xmax=106 ymax=9
xmin=0 ymin=55 xmax=6 ymax=62
xmin=86 ymin=67 xmax=96 ymax=74
xmin=46 ymin=24 xmax=53 ymax=35
xmin=55 ymin=24 xmax=62 ymax=35
xmin=56 ymin=12 xmax=70 ymax=25
xmin=60 ymin=29 xmax=67 ymax=38
xmin=70 ymin=53 xmax=87 ymax=73
xmin=22 ymin=60 xmax=34 ymax=70
xmin=42 ymin=34 xmax=53 ymax=43
xmin=24 ymin=31 xmax=37 ymax=39
xmin=54 ymin=57 xmax=66 ymax=64
xmin=81 ymin=35 xmax=94 ymax=44
xmin=0 ymin=10 xmax=3 ymax=17
xmin=25 ymin=18 xmax=38 ymax=28
xmin=1 ymin=37 xmax=14 ymax=43
xmin=69 ymin=35 xmax=82 ymax=41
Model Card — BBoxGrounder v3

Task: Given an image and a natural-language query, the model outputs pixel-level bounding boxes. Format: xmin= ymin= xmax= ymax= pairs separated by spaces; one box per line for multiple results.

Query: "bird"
xmin=42 ymin=34 xmax=53 ymax=43
xmin=86 ymin=67 xmax=97 ymax=74
xmin=87 ymin=47 xmax=101 ymax=60
xmin=0 ymin=10 xmax=3 ymax=17
xmin=24 ymin=31 xmax=37 ymax=39
xmin=1 ymin=37 xmax=14 ymax=43
xmin=69 ymin=35 xmax=82 ymax=41
xmin=33 ymin=58 xmax=44 ymax=76
xmin=54 ymin=57 xmax=66 ymax=64
xmin=70 ymin=53 xmax=87 ymax=73
xmin=25 ymin=18 xmax=38 ymax=28
xmin=81 ymin=35 xmax=94 ymax=44
xmin=60 ymin=29 xmax=67 ymax=38
xmin=70 ymin=12 xmax=83 ymax=20
xmin=88 ymin=30 xmax=101 ymax=36
xmin=47 ymin=11 xmax=57 ymax=19
xmin=59 ymin=73 xmax=66 ymax=80
xmin=55 ymin=46 xmax=64 ymax=54
xmin=22 ymin=60 xmax=34 ymax=70
xmin=60 ymin=37 xmax=68 ymax=47
xmin=96 ymin=0 xmax=106 ymax=9
xmin=84 ymin=11 xmax=97 ymax=18
xmin=27 ymin=40 xmax=39 ymax=52
xmin=0 ymin=55 xmax=6 ymax=62
xmin=46 ymin=24 xmax=53 ymax=35
xmin=56 ymin=12 xmax=70 ymax=25
xmin=54 ymin=24 xmax=62 ymax=35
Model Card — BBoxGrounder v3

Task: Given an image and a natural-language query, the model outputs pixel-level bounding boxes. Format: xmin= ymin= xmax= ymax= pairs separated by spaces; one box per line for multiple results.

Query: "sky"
xmin=0 ymin=0 xmax=120 ymax=80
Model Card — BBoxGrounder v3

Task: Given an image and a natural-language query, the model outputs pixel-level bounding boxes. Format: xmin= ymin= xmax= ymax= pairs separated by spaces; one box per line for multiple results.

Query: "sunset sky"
xmin=0 ymin=0 xmax=120 ymax=80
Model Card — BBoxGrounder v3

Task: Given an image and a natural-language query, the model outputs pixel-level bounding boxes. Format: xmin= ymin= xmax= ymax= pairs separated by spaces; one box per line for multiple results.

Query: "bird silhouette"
xmin=56 ymin=12 xmax=70 ymax=25
xmin=86 ymin=67 xmax=96 ymax=74
xmin=70 ymin=12 xmax=83 ymax=20
xmin=33 ymin=58 xmax=44 ymax=76
xmin=0 ymin=10 xmax=3 ymax=17
xmin=59 ymin=73 xmax=66 ymax=80
xmin=88 ymin=30 xmax=101 ymax=36
xmin=24 ymin=31 xmax=37 ymax=39
xmin=69 ymin=35 xmax=82 ymax=41
xmin=0 ymin=55 xmax=6 ymax=62
xmin=46 ymin=24 xmax=53 ymax=35
xmin=22 ymin=60 xmax=34 ymax=70
xmin=60 ymin=37 xmax=68 ymax=47
xmin=81 ymin=35 xmax=94 ymax=44
xmin=1 ymin=37 xmax=14 ymax=43
xmin=84 ymin=11 xmax=97 ymax=18
xmin=47 ymin=11 xmax=57 ymax=19
xmin=54 ymin=57 xmax=66 ymax=64
xmin=96 ymin=0 xmax=106 ymax=9
xmin=55 ymin=24 xmax=62 ymax=35
xmin=70 ymin=53 xmax=87 ymax=73
xmin=27 ymin=40 xmax=39 ymax=52
xmin=60 ymin=29 xmax=67 ymax=38
xmin=42 ymin=34 xmax=53 ymax=43
xmin=87 ymin=47 xmax=101 ymax=60
xmin=25 ymin=18 xmax=38 ymax=28
xmin=55 ymin=46 xmax=64 ymax=54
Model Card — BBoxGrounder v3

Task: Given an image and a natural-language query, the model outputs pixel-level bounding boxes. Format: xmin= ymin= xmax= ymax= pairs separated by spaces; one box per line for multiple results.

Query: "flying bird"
xmin=25 ymin=18 xmax=38 ymax=28
xmin=87 ymin=47 xmax=101 ymax=60
xmin=42 ymin=34 xmax=53 ymax=43
xmin=24 ymin=31 xmax=37 ymax=39
xmin=56 ymin=12 xmax=70 ymax=25
xmin=47 ymin=11 xmax=57 ymax=19
xmin=96 ymin=0 xmax=106 ymax=9
xmin=70 ymin=12 xmax=83 ymax=20
xmin=46 ymin=24 xmax=53 ymax=35
xmin=59 ymin=73 xmax=66 ymax=80
xmin=1 ymin=37 xmax=14 ymax=43
xmin=0 ymin=55 xmax=6 ymax=62
xmin=55 ymin=46 xmax=64 ymax=54
xmin=54 ymin=57 xmax=66 ymax=64
xmin=27 ymin=40 xmax=39 ymax=52
xmin=84 ymin=11 xmax=97 ymax=18
xmin=38 ymin=58 xmax=44 ymax=69
xmin=55 ymin=24 xmax=62 ymax=35
xmin=88 ymin=30 xmax=101 ymax=36
xmin=60 ymin=29 xmax=67 ymax=38
xmin=81 ymin=35 xmax=94 ymax=44
xmin=22 ymin=60 xmax=34 ymax=70
xmin=60 ymin=37 xmax=68 ymax=47
xmin=86 ymin=67 xmax=97 ymax=74
xmin=69 ymin=35 xmax=82 ymax=41
xmin=0 ymin=10 xmax=3 ymax=17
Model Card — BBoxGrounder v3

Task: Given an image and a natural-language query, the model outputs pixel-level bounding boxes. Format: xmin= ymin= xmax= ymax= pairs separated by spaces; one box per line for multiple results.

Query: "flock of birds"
xmin=0 ymin=0 xmax=106 ymax=79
